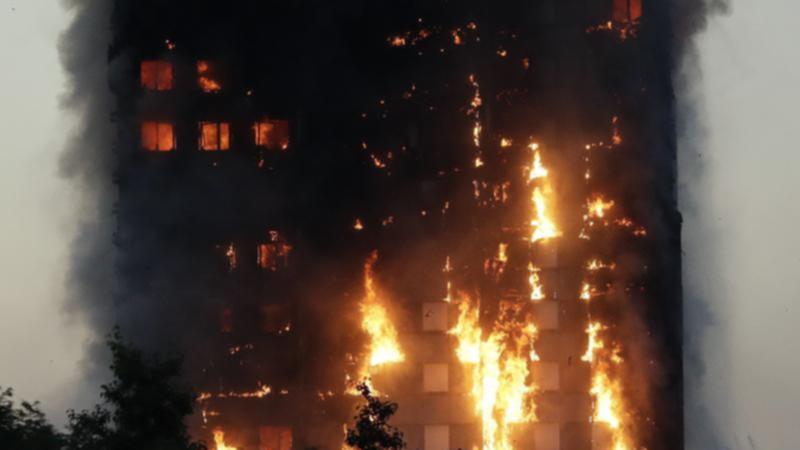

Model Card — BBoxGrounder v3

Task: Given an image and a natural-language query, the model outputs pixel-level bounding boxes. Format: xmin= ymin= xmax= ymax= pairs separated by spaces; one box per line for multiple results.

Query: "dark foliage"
xmin=66 ymin=329 xmax=206 ymax=450
xmin=0 ymin=329 xmax=205 ymax=450
xmin=0 ymin=388 xmax=64 ymax=450
xmin=345 ymin=382 xmax=405 ymax=450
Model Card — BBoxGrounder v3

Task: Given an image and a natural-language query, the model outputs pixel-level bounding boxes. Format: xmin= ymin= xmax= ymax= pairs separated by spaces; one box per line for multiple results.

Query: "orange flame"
xmin=361 ymin=252 xmax=404 ymax=367
xmin=530 ymin=187 xmax=561 ymax=243
xmin=528 ymin=263 xmax=544 ymax=301
xmin=587 ymin=195 xmax=615 ymax=219
xmin=449 ymin=297 xmax=539 ymax=450
xmin=527 ymin=143 xmax=548 ymax=181
xmin=213 ymin=430 xmax=238 ymax=450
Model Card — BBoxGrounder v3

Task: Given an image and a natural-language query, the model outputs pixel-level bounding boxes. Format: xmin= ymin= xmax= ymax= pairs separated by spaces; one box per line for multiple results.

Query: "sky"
xmin=0 ymin=0 xmax=91 ymax=422
xmin=0 ymin=0 xmax=799 ymax=447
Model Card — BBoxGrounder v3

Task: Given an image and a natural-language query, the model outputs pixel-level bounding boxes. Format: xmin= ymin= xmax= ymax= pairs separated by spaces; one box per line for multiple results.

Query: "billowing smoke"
xmin=58 ymin=0 xmax=116 ymax=404
xmin=672 ymin=1 xmax=731 ymax=450
xmin=59 ymin=0 xmax=730 ymax=448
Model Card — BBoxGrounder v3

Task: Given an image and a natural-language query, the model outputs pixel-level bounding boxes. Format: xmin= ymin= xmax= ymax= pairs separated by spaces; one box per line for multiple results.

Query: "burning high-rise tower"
xmin=100 ymin=1 xmax=683 ymax=449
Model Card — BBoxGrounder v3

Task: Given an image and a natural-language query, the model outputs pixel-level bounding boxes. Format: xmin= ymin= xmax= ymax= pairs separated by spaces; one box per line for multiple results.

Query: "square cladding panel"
xmin=422 ymin=302 xmax=448 ymax=331
xmin=423 ymin=363 xmax=449 ymax=392
xmin=259 ymin=427 xmax=292 ymax=450
xmin=424 ymin=425 xmax=450 ymax=450
xmin=534 ymin=423 xmax=561 ymax=450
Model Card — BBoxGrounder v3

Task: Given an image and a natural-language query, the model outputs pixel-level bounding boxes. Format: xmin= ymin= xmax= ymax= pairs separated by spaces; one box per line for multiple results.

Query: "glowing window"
xmin=141 ymin=122 xmax=175 ymax=152
xmin=197 ymin=60 xmax=221 ymax=93
xmin=140 ymin=61 xmax=173 ymax=90
xmin=253 ymin=120 xmax=290 ymax=150
xmin=199 ymin=122 xmax=230 ymax=151
xmin=257 ymin=231 xmax=292 ymax=271
xmin=259 ymin=427 xmax=292 ymax=450
xmin=613 ymin=0 xmax=642 ymax=22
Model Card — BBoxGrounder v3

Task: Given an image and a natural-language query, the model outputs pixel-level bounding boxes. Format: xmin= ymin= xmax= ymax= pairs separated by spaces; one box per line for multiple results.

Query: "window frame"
xmin=141 ymin=121 xmax=176 ymax=152
xmin=198 ymin=121 xmax=231 ymax=151
xmin=140 ymin=60 xmax=173 ymax=91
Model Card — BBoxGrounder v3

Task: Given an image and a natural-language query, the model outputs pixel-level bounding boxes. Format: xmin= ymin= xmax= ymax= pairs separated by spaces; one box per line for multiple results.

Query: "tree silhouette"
xmin=345 ymin=382 xmax=405 ymax=450
xmin=66 ymin=329 xmax=206 ymax=450
xmin=0 ymin=330 xmax=206 ymax=450
xmin=0 ymin=388 xmax=64 ymax=450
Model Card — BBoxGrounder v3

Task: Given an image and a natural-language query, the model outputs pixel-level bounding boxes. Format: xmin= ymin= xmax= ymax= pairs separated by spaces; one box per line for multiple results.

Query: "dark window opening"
xmin=259 ymin=426 xmax=292 ymax=450
xmin=259 ymin=304 xmax=291 ymax=334
xmin=220 ymin=307 xmax=234 ymax=333
xmin=257 ymin=231 xmax=292 ymax=270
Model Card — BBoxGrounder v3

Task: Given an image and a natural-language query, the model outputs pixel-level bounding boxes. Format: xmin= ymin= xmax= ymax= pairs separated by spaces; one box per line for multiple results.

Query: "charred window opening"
xmin=140 ymin=60 xmax=173 ymax=90
xmin=260 ymin=304 xmax=291 ymax=334
xmin=141 ymin=122 xmax=175 ymax=151
xmin=256 ymin=231 xmax=292 ymax=270
xmin=197 ymin=60 xmax=222 ymax=93
xmin=613 ymin=0 xmax=642 ymax=22
xmin=199 ymin=122 xmax=231 ymax=151
xmin=253 ymin=120 xmax=290 ymax=150
xmin=220 ymin=307 xmax=234 ymax=333
xmin=259 ymin=426 xmax=292 ymax=450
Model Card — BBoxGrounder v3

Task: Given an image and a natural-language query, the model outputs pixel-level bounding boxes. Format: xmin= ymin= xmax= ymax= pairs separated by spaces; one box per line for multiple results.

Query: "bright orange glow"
xmin=197 ymin=60 xmax=222 ymax=93
xmin=140 ymin=61 xmax=173 ymax=90
xmin=213 ymin=429 xmax=238 ymax=450
xmin=254 ymin=120 xmax=290 ymax=150
xmin=581 ymin=322 xmax=605 ymax=363
xmin=353 ymin=218 xmax=364 ymax=230
xmin=141 ymin=122 xmax=175 ymax=152
xmin=587 ymin=194 xmax=615 ymax=219
xmin=587 ymin=259 xmax=616 ymax=271
xmin=449 ymin=297 xmax=539 ymax=450
xmin=582 ymin=321 xmax=631 ymax=450
xmin=580 ymin=282 xmax=593 ymax=301
xmin=199 ymin=122 xmax=230 ymax=151
xmin=527 ymin=143 xmax=548 ymax=181
xmin=528 ymin=263 xmax=544 ymax=301
xmin=361 ymin=251 xmax=404 ymax=367
xmin=530 ymin=187 xmax=561 ymax=243
xmin=500 ymin=138 xmax=513 ymax=148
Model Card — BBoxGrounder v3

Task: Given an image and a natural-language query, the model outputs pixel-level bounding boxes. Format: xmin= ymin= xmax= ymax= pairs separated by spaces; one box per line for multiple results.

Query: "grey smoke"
xmin=58 ymin=0 xmax=116 ymax=407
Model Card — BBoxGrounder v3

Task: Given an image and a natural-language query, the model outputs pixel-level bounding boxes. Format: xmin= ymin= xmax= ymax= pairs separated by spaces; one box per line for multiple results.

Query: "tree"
xmin=65 ymin=329 xmax=206 ymax=450
xmin=0 ymin=388 xmax=64 ymax=450
xmin=345 ymin=382 xmax=405 ymax=450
